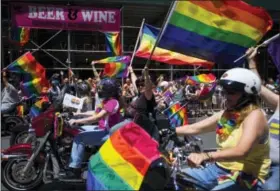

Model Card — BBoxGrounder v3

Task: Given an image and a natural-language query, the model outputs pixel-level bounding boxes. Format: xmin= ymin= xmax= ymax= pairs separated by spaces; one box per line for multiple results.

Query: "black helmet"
xmin=97 ymin=78 xmax=120 ymax=100
xmin=77 ymin=81 xmax=90 ymax=97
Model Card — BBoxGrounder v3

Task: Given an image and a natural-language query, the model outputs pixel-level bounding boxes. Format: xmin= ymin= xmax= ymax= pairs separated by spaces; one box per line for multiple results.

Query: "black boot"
xmin=60 ymin=167 xmax=81 ymax=180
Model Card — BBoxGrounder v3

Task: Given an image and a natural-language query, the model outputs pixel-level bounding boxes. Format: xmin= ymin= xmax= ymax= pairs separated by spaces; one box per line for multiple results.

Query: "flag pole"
xmin=234 ymin=33 xmax=280 ymax=63
xmin=129 ymin=18 xmax=146 ymax=68
xmin=169 ymin=101 xmax=188 ymax=119
xmin=145 ymin=1 xmax=177 ymax=68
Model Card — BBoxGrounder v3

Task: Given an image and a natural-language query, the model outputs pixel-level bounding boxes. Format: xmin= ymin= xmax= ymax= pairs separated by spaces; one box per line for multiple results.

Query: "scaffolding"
xmin=1 ymin=3 xmax=280 ymax=80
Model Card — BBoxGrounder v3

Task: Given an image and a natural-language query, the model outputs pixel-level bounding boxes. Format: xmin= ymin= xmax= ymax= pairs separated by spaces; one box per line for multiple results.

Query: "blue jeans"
xmin=69 ymin=125 xmax=108 ymax=168
xmin=69 ymin=120 xmax=133 ymax=168
xmin=181 ymin=163 xmax=263 ymax=191
xmin=262 ymin=164 xmax=279 ymax=190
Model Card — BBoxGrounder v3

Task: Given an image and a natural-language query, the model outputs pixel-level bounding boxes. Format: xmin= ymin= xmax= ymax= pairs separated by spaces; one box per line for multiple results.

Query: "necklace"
xmin=216 ymin=111 xmax=240 ymax=138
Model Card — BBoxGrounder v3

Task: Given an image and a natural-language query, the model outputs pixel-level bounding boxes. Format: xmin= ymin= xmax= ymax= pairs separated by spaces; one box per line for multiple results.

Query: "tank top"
xmin=268 ymin=102 xmax=279 ymax=164
xmin=216 ymin=110 xmax=271 ymax=182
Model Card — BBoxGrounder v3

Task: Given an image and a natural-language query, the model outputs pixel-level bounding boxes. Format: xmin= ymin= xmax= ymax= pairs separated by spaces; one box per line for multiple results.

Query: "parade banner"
xmin=11 ymin=3 xmax=121 ymax=32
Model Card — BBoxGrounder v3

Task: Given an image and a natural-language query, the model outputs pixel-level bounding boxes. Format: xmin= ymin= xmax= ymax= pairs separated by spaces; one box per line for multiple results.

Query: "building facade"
xmin=1 ymin=0 xmax=279 ymax=80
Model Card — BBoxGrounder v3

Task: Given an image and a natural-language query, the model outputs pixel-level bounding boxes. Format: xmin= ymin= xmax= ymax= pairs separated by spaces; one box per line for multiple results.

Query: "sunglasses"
xmin=221 ymin=89 xmax=238 ymax=95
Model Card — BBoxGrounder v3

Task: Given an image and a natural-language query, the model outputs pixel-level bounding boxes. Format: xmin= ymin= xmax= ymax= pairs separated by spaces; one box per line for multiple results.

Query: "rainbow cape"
xmin=135 ymin=24 xmax=214 ymax=69
xmin=92 ymin=56 xmax=131 ymax=78
xmin=158 ymin=0 xmax=273 ymax=64
xmin=87 ymin=122 xmax=161 ymax=190
xmin=186 ymin=73 xmax=216 ymax=85
xmin=163 ymin=103 xmax=188 ymax=128
xmin=29 ymin=97 xmax=50 ymax=118
xmin=104 ymin=32 xmax=122 ymax=56
xmin=11 ymin=27 xmax=30 ymax=46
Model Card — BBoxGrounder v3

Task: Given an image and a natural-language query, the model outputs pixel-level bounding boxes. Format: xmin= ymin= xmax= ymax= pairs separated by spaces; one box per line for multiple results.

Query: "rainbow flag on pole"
xmin=163 ymin=103 xmax=188 ymax=128
xmin=6 ymin=52 xmax=49 ymax=96
xmin=92 ymin=56 xmax=131 ymax=78
xmin=186 ymin=73 xmax=216 ymax=85
xmin=6 ymin=52 xmax=46 ymax=80
xmin=136 ymin=24 xmax=214 ymax=69
xmin=11 ymin=27 xmax=30 ymax=46
xmin=87 ymin=122 xmax=161 ymax=190
xmin=104 ymin=32 xmax=122 ymax=56
xmin=158 ymin=0 xmax=273 ymax=64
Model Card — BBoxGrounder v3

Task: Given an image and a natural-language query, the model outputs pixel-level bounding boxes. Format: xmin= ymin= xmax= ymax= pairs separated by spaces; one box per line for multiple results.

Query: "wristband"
xmin=205 ymin=152 xmax=214 ymax=162
xmin=249 ymin=67 xmax=257 ymax=69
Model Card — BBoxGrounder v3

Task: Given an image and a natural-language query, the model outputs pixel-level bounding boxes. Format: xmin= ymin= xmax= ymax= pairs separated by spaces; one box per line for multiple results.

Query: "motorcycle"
xmin=1 ymin=95 xmax=35 ymax=137
xmin=1 ymin=111 xmax=98 ymax=191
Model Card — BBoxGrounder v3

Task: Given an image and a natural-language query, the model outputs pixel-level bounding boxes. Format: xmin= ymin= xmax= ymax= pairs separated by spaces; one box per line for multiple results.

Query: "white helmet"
xmin=159 ymin=81 xmax=169 ymax=89
xmin=219 ymin=68 xmax=261 ymax=95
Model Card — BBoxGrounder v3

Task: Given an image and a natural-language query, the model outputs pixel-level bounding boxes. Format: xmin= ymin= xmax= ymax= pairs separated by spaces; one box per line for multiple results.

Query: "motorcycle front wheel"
xmin=1 ymin=158 xmax=43 ymax=191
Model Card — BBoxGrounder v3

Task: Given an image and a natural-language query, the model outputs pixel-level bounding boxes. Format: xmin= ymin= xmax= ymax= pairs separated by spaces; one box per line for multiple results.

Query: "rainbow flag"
xmin=92 ymin=56 xmax=131 ymax=64
xmin=92 ymin=56 xmax=131 ymax=78
xmin=6 ymin=52 xmax=46 ymax=80
xmin=87 ymin=122 xmax=161 ymax=190
xmin=21 ymin=78 xmax=49 ymax=97
xmin=186 ymin=73 xmax=216 ymax=85
xmin=104 ymin=32 xmax=122 ymax=56
xmin=163 ymin=103 xmax=188 ymax=128
xmin=199 ymin=83 xmax=217 ymax=101
xmin=158 ymin=1 xmax=273 ymax=64
xmin=29 ymin=97 xmax=49 ymax=118
xmin=135 ymin=24 xmax=214 ymax=69
xmin=11 ymin=27 xmax=30 ymax=46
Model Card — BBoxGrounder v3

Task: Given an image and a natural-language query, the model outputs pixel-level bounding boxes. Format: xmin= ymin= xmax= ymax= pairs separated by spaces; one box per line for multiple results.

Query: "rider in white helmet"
xmin=176 ymin=68 xmax=270 ymax=190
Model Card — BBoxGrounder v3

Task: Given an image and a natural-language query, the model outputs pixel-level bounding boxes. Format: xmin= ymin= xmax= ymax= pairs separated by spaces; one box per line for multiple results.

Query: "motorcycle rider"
xmin=122 ymin=66 xmax=159 ymax=140
xmin=65 ymin=78 xmax=122 ymax=179
xmin=1 ymin=71 xmax=20 ymax=114
xmin=247 ymin=47 xmax=279 ymax=190
xmin=76 ymin=81 xmax=92 ymax=112
xmin=176 ymin=68 xmax=270 ymax=190
xmin=48 ymin=74 xmax=61 ymax=103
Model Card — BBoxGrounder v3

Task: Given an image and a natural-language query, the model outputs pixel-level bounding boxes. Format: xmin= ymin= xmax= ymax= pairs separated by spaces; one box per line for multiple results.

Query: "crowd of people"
xmin=1 ymin=46 xmax=279 ymax=190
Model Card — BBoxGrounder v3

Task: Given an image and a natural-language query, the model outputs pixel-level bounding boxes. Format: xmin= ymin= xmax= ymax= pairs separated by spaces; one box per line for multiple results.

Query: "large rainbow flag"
xmin=87 ymin=122 xmax=161 ymax=190
xmin=6 ymin=52 xmax=46 ymax=80
xmin=6 ymin=52 xmax=49 ymax=96
xmin=104 ymin=32 xmax=122 ymax=56
xmin=135 ymin=24 xmax=214 ymax=69
xmin=163 ymin=103 xmax=188 ymax=128
xmin=158 ymin=0 xmax=273 ymax=64
xmin=186 ymin=73 xmax=216 ymax=85
xmin=92 ymin=56 xmax=131 ymax=78
xmin=11 ymin=27 xmax=30 ymax=46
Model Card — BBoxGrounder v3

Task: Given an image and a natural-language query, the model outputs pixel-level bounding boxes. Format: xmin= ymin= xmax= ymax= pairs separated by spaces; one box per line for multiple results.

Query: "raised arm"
xmin=91 ymin=63 xmax=101 ymax=82
xmin=143 ymin=67 xmax=153 ymax=100
xmin=246 ymin=47 xmax=279 ymax=110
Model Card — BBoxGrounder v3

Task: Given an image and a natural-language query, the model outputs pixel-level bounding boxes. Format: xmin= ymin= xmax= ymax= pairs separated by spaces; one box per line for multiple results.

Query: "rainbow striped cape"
xmin=136 ymin=24 xmax=214 ymax=69
xmin=158 ymin=0 xmax=273 ymax=64
xmin=87 ymin=122 xmax=161 ymax=190
xmin=163 ymin=103 xmax=188 ymax=128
